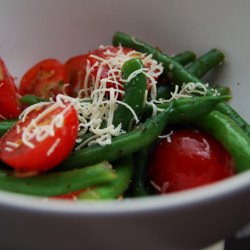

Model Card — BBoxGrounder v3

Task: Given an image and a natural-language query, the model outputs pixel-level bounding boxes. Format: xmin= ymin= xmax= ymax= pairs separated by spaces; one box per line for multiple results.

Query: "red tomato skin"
xmin=0 ymin=58 xmax=22 ymax=119
xmin=88 ymin=46 xmax=132 ymax=70
xmin=149 ymin=129 xmax=235 ymax=193
xmin=64 ymin=55 xmax=88 ymax=97
xmin=88 ymin=46 xmax=133 ymax=93
xmin=0 ymin=103 xmax=79 ymax=173
xmin=19 ymin=59 xmax=68 ymax=99
xmin=88 ymin=46 xmax=161 ymax=98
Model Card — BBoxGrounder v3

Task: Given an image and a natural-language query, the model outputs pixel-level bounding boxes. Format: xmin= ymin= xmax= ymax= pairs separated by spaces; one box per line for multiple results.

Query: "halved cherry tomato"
xmin=88 ymin=46 xmax=134 ymax=95
xmin=0 ymin=102 xmax=79 ymax=173
xmin=148 ymin=129 xmax=235 ymax=193
xmin=19 ymin=59 xmax=68 ymax=99
xmin=88 ymin=46 xmax=133 ymax=77
xmin=0 ymin=58 xmax=22 ymax=120
xmin=88 ymin=46 xmax=162 ymax=98
xmin=64 ymin=55 xmax=89 ymax=97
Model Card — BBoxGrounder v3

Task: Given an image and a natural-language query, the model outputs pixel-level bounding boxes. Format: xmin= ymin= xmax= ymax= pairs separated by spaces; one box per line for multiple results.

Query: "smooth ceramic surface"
xmin=0 ymin=0 xmax=250 ymax=249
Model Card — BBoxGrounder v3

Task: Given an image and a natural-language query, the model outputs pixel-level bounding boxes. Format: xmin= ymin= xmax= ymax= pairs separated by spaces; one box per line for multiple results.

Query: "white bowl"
xmin=0 ymin=0 xmax=250 ymax=249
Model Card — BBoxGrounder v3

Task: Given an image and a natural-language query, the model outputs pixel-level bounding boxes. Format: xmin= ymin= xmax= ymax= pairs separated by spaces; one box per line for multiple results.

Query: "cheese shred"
xmin=6 ymin=45 xmax=214 ymax=152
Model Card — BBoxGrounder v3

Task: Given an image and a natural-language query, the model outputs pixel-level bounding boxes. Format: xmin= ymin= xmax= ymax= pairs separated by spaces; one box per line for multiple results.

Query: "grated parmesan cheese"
xmin=4 ymin=45 xmax=214 ymax=152
xmin=6 ymin=141 xmax=19 ymax=148
xmin=46 ymin=138 xmax=61 ymax=157
xmin=158 ymin=130 xmax=173 ymax=143
xmin=0 ymin=114 xmax=6 ymax=120
xmin=4 ymin=147 xmax=14 ymax=152
xmin=150 ymin=180 xmax=162 ymax=193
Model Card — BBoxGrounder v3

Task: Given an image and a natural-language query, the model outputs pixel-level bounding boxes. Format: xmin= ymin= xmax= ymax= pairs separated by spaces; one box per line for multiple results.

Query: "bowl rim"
xmin=0 ymin=170 xmax=249 ymax=215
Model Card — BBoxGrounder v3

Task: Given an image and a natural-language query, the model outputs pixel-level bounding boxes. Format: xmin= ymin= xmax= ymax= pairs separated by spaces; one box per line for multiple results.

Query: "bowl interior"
xmin=0 ymin=0 xmax=250 ymax=210
xmin=1 ymin=2 xmax=250 ymax=250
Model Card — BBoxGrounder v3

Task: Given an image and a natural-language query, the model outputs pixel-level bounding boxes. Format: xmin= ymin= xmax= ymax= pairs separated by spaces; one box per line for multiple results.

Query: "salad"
xmin=0 ymin=32 xmax=249 ymax=200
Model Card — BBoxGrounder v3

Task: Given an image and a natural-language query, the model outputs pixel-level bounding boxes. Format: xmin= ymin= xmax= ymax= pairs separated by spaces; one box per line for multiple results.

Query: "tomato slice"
xmin=87 ymin=46 xmax=162 ymax=98
xmin=148 ymin=129 xmax=235 ymax=193
xmin=19 ymin=59 xmax=68 ymax=99
xmin=0 ymin=58 xmax=22 ymax=120
xmin=88 ymin=46 xmax=131 ymax=77
xmin=88 ymin=46 xmax=134 ymax=96
xmin=0 ymin=102 xmax=79 ymax=173
xmin=64 ymin=54 xmax=89 ymax=97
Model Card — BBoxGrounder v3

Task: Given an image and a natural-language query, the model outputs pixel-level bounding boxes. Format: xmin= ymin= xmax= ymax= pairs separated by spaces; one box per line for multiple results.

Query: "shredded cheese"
xmin=0 ymin=114 xmax=6 ymax=120
xmin=6 ymin=141 xmax=20 ymax=148
xmin=46 ymin=138 xmax=61 ymax=157
xmin=178 ymin=82 xmax=209 ymax=96
xmin=158 ymin=130 xmax=173 ymax=143
xmin=4 ymin=147 xmax=14 ymax=152
xmin=131 ymin=36 xmax=145 ymax=47
xmin=4 ymin=45 xmax=215 ymax=152
xmin=150 ymin=180 xmax=162 ymax=193
xmin=21 ymin=103 xmax=67 ymax=149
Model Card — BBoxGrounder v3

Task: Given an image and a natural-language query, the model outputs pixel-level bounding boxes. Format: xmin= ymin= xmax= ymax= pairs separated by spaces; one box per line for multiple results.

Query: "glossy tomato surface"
xmin=0 ymin=102 xmax=79 ymax=173
xmin=149 ymin=129 xmax=235 ymax=193
xmin=19 ymin=59 xmax=68 ymax=99
xmin=88 ymin=46 xmax=133 ymax=78
xmin=64 ymin=55 xmax=89 ymax=97
xmin=88 ymin=46 xmax=133 ymax=93
xmin=0 ymin=58 xmax=22 ymax=119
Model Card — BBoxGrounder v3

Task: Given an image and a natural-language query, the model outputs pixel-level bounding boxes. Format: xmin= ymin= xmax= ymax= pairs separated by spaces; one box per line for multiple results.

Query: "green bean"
xmin=172 ymin=51 xmax=196 ymax=65
xmin=113 ymin=32 xmax=250 ymax=136
xmin=60 ymin=95 xmax=228 ymax=171
xmin=133 ymin=95 xmax=229 ymax=196
xmin=74 ymin=131 xmax=95 ymax=149
xmin=131 ymin=146 xmax=154 ymax=197
xmin=184 ymin=48 xmax=249 ymax=135
xmin=156 ymin=84 xmax=172 ymax=100
xmin=20 ymin=95 xmax=48 ymax=105
xmin=0 ymin=161 xmax=116 ymax=196
xmin=0 ymin=119 xmax=17 ymax=137
xmin=20 ymin=52 xmax=194 ymax=110
xmin=156 ymin=50 xmax=221 ymax=100
xmin=113 ymin=58 xmax=147 ymax=130
xmin=169 ymin=95 xmax=231 ymax=124
xmin=155 ymin=51 xmax=197 ymax=100
xmin=113 ymin=57 xmax=149 ymax=198
xmin=197 ymin=111 xmax=250 ymax=173
xmin=143 ymin=95 xmax=231 ymax=122
xmin=213 ymin=85 xmax=231 ymax=96
xmin=113 ymin=32 xmax=201 ymax=85
xmin=215 ymin=102 xmax=250 ymax=137
xmin=186 ymin=49 xmax=225 ymax=78
xmin=59 ymin=103 xmax=173 ymax=170
xmin=77 ymin=58 xmax=149 ymax=199
xmin=78 ymin=156 xmax=133 ymax=200
xmin=20 ymin=52 xmax=194 ymax=109
xmin=113 ymin=32 xmax=215 ymax=96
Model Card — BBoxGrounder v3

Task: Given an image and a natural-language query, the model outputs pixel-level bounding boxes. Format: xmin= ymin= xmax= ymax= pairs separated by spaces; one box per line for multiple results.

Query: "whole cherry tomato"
xmin=148 ymin=129 xmax=235 ymax=193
